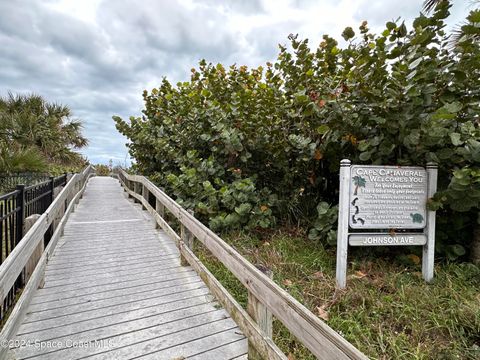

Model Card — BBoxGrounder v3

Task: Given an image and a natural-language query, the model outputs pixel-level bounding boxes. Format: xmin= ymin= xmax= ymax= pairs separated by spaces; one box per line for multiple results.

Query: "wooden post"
xmin=141 ymin=185 xmax=148 ymax=210
xmin=75 ymin=176 xmax=81 ymax=204
xmin=247 ymin=265 xmax=273 ymax=360
xmin=133 ymin=182 xmax=140 ymax=203
xmin=336 ymin=159 xmax=351 ymax=289
xmin=155 ymin=199 xmax=165 ymax=229
xmin=22 ymin=214 xmax=42 ymax=285
xmin=180 ymin=210 xmax=194 ymax=266
xmin=423 ymin=162 xmax=438 ymax=282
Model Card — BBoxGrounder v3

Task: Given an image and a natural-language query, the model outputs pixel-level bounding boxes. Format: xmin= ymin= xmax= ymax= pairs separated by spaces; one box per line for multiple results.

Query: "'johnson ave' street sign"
xmin=349 ymin=234 xmax=427 ymax=246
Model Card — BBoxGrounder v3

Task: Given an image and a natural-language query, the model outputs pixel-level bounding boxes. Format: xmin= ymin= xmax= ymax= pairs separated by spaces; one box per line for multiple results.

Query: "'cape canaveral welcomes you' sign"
xmin=335 ymin=160 xmax=438 ymax=288
xmin=349 ymin=165 xmax=427 ymax=229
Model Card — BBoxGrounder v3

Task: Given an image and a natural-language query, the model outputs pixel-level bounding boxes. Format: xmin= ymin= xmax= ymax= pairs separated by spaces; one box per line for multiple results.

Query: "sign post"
xmin=336 ymin=159 xmax=351 ymax=289
xmin=336 ymin=160 xmax=437 ymax=288
xmin=423 ymin=162 xmax=438 ymax=282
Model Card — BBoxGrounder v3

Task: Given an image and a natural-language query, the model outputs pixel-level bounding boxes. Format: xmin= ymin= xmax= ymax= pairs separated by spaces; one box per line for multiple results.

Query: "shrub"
xmin=114 ymin=3 xmax=479 ymax=260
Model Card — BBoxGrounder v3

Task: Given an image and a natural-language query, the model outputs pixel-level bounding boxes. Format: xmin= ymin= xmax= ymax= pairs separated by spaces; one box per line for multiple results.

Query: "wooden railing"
xmin=0 ymin=173 xmax=68 ymax=322
xmin=0 ymin=165 xmax=94 ymax=358
xmin=118 ymin=169 xmax=367 ymax=360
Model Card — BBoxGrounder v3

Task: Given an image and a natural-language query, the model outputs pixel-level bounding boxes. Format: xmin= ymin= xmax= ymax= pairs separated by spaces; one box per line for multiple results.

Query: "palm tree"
xmin=0 ymin=144 xmax=46 ymax=173
xmin=352 ymin=176 xmax=366 ymax=195
xmin=0 ymin=93 xmax=88 ymax=172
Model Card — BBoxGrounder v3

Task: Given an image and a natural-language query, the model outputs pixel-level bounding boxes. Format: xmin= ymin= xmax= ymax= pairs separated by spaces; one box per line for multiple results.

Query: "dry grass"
xmin=196 ymin=229 xmax=480 ymax=360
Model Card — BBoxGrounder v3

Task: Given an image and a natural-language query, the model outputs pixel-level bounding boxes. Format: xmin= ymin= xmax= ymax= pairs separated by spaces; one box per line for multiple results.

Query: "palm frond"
xmin=423 ymin=0 xmax=446 ymax=13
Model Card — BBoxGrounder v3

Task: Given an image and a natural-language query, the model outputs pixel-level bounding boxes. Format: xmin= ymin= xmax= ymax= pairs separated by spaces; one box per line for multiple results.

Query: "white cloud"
xmin=0 ymin=0 xmax=471 ymax=165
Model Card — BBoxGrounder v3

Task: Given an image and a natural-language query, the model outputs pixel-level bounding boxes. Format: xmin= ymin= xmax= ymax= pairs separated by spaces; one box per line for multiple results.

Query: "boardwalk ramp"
xmin=10 ymin=177 xmax=247 ymax=359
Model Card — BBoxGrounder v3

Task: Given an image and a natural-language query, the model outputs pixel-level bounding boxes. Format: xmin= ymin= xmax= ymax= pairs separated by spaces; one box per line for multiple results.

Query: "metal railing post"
xmin=49 ymin=176 xmax=55 ymax=204
xmin=15 ymin=184 xmax=25 ymax=245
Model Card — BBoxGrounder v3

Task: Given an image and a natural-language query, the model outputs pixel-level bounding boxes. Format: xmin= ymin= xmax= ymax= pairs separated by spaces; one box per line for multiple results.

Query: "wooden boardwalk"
xmin=10 ymin=177 xmax=247 ymax=360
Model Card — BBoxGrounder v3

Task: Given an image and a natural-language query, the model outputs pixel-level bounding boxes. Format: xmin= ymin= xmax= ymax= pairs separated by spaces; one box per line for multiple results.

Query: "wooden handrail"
xmin=0 ymin=165 xmax=94 ymax=359
xmin=118 ymin=169 xmax=367 ymax=360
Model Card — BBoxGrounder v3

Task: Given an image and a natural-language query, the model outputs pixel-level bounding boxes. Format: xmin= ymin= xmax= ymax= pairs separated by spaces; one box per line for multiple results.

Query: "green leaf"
xmin=316 ymin=202 xmax=330 ymax=215
xmin=317 ymin=124 xmax=330 ymax=134
xmin=398 ymin=22 xmax=407 ymax=37
xmin=386 ymin=22 xmax=396 ymax=30
xmin=409 ymin=57 xmax=423 ymax=70
xmin=444 ymin=102 xmax=462 ymax=113
xmin=358 ymin=140 xmax=369 ymax=151
xmin=234 ymin=203 xmax=252 ymax=216
xmin=450 ymin=133 xmax=463 ymax=146
xmin=342 ymin=27 xmax=355 ymax=41
xmin=359 ymin=151 xmax=371 ymax=161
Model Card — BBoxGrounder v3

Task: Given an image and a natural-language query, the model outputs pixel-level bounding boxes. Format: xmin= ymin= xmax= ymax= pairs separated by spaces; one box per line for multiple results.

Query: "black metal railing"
xmin=0 ymin=174 xmax=67 ymax=321
xmin=0 ymin=173 xmax=50 ymax=193
xmin=0 ymin=189 xmax=23 ymax=317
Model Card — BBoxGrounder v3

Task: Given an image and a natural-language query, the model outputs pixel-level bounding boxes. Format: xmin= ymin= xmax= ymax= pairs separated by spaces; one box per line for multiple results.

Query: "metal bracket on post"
xmin=423 ymin=162 xmax=438 ymax=282
xmin=336 ymin=159 xmax=351 ymax=289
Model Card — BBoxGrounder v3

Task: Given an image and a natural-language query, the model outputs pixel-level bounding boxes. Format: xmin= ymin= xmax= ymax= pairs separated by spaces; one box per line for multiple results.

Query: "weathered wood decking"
xmin=10 ymin=177 xmax=247 ymax=359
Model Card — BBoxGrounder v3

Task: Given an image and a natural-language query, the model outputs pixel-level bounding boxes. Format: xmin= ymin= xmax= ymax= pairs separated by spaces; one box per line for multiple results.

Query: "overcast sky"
xmin=0 ymin=0 xmax=470 ymax=165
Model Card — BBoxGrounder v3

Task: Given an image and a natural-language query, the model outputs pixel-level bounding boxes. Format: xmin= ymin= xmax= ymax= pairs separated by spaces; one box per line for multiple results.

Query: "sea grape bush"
xmin=114 ymin=3 xmax=480 ymax=259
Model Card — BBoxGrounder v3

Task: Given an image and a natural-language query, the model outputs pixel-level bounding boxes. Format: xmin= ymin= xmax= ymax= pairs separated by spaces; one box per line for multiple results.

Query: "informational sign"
xmin=335 ymin=160 xmax=437 ymax=289
xmin=349 ymin=165 xmax=427 ymax=229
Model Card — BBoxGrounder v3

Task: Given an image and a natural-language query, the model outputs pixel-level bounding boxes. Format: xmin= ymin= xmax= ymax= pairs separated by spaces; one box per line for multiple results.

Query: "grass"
xmin=196 ymin=228 xmax=480 ymax=360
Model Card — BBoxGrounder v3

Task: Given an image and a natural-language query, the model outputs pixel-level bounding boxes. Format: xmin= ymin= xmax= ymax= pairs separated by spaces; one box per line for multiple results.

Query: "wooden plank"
xmin=28 ymin=275 xmax=202 ymax=312
xmin=18 ymin=296 xmax=217 ymax=341
xmin=84 ymin=320 xmax=242 ymax=360
xmin=46 ymin=249 xmax=176 ymax=266
xmin=44 ymin=261 xmax=183 ymax=284
xmin=24 ymin=282 xmax=209 ymax=323
xmin=14 ymin=307 xmax=232 ymax=359
xmin=20 ymin=287 xmax=212 ymax=333
xmin=33 ymin=268 xmax=195 ymax=302
xmin=41 ymin=266 xmax=191 ymax=293
xmin=44 ymin=253 xmax=178 ymax=273
xmin=137 ymin=327 xmax=245 ymax=360
xmin=43 ymin=261 xmax=186 ymax=289
xmin=120 ymin=170 xmax=367 ymax=360
xmin=51 ymin=241 xmax=167 ymax=255
xmin=188 ymin=338 xmax=247 ymax=359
